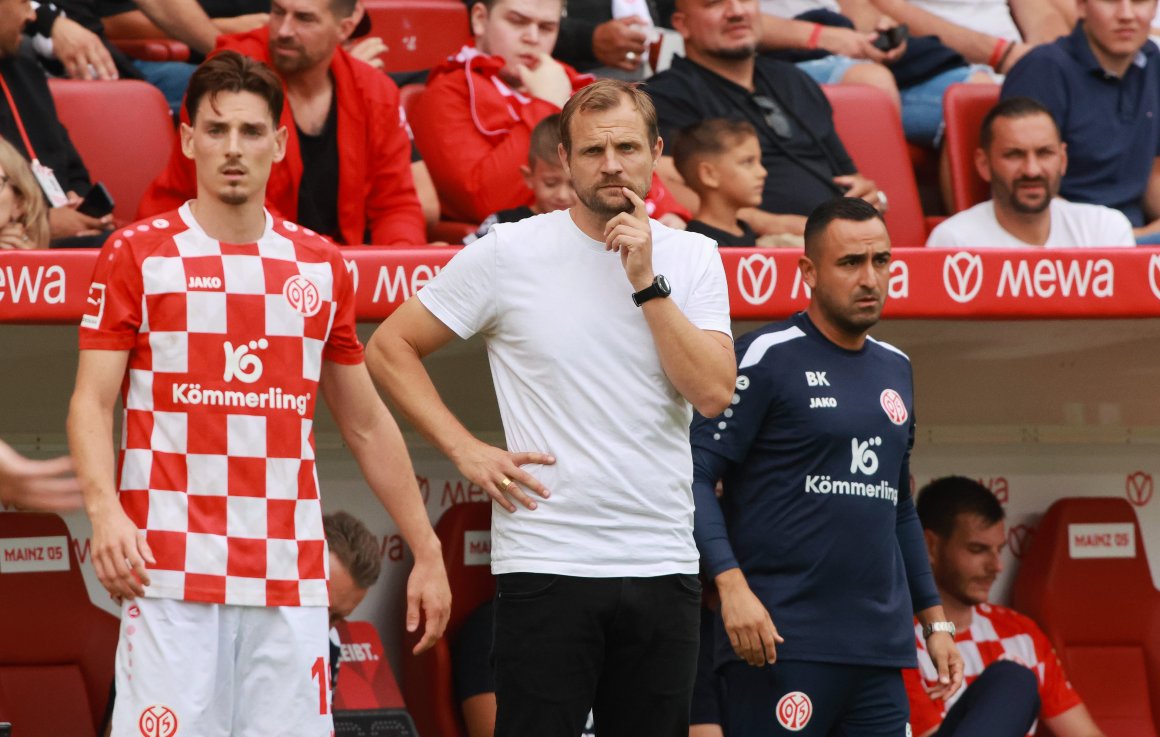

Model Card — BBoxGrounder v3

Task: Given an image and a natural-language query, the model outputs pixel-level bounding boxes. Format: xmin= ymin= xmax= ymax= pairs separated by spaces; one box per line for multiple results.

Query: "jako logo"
xmin=943 ymin=252 xmax=983 ymax=304
xmin=138 ymin=705 xmax=178 ymax=737
xmin=737 ymin=254 xmax=777 ymax=305
xmin=187 ymin=275 xmax=221 ymax=289
xmin=223 ymin=339 xmax=268 ymax=383
xmin=283 ymin=274 xmax=322 ymax=317
xmin=850 ymin=436 xmax=881 ymax=475
xmin=1150 ymin=254 xmax=1160 ymax=300
xmin=776 ymin=691 xmax=813 ymax=731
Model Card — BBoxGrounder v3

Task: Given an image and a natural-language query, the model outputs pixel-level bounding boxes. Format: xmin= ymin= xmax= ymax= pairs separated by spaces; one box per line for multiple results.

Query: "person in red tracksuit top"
xmin=412 ymin=0 xmax=690 ymax=227
xmin=138 ymin=1 xmax=425 ymax=246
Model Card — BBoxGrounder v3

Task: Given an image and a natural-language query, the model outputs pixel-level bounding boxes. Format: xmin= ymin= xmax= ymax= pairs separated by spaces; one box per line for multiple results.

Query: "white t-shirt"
xmin=908 ymin=0 xmax=1023 ymax=42
xmin=418 ymin=209 xmax=732 ymax=577
xmin=926 ymin=199 xmax=1137 ymax=248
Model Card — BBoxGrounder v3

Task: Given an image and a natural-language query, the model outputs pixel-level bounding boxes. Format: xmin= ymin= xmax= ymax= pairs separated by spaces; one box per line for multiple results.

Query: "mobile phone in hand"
xmin=77 ymin=182 xmax=115 ymax=218
xmin=872 ymin=24 xmax=908 ymax=52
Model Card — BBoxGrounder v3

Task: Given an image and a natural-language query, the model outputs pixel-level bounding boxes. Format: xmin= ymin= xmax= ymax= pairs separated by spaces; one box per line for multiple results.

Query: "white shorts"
xmin=111 ymin=597 xmax=332 ymax=737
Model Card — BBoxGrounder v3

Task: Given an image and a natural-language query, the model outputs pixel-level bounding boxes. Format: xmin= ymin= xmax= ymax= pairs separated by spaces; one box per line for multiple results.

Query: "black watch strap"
xmin=632 ymin=275 xmax=671 ymax=307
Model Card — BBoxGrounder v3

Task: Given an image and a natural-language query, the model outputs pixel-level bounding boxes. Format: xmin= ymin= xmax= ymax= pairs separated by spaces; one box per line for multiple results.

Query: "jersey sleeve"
xmin=682 ymin=242 xmax=732 ymax=336
xmin=897 ymin=391 xmax=940 ymax=612
xmin=692 ymin=444 xmax=740 ymax=576
xmin=1033 ymin=623 xmax=1084 ymax=718
xmin=416 ymin=232 xmax=499 ymax=339
xmin=690 ymin=333 xmax=776 ymax=463
xmin=78 ymin=235 xmax=144 ymax=350
xmin=902 ymin=666 xmax=944 ymax=737
xmin=322 ymin=249 xmax=364 ymax=365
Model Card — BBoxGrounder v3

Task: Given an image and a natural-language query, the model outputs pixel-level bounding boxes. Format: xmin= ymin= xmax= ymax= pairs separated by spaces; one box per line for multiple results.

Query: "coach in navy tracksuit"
xmin=691 ymin=198 xmax=964 ymax=737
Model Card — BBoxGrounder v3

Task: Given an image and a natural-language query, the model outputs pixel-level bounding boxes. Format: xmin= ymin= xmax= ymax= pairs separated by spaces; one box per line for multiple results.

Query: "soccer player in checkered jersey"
xmin=689 ymin=198 xmax=964 ymax=737
xmin=907 ymin=477 xmax=1107 ymax=737
xmin=67 ymin=50 xmax=450 ymax=736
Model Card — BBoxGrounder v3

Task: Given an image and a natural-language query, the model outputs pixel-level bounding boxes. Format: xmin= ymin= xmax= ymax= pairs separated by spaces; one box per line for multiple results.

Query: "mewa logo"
xmin=736 ymin=254 xmax=777 ymax=306
xmin=942 ymin=252 xmax=983 ymax=304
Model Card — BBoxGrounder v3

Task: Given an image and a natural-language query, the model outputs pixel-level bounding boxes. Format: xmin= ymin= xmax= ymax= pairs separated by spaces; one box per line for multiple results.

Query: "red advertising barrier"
xmin=2 ymin=247 xmax=1158 ymax=324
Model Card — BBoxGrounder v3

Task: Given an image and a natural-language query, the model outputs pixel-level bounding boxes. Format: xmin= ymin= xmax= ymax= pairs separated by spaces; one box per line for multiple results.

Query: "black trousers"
xmin=493 ymin=573 xmax=702 ymax=737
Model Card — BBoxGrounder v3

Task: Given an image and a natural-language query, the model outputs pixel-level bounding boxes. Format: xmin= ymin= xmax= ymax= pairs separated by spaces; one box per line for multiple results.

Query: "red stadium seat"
xmin=333 ymin=620 xmax=407 ymax=710
xmin=823 ymin=84 xmax=928 ymax=247
xmin=401 ymin=502 xmax=494 ymax=737
xmin=1011 ymin=498 xmax=1160 ymax=737
xmin=0 ymin=513 xmax=118 ymax=737
xmin=110 ymin=38 xmax=191 ymax=62
xmin=47 ymin=79 xmax=175 ymax=224
xmin=364 ymin=0 xmax=471 ymax=73
xmin=943 ymin=83 xmax=1000 ymax=214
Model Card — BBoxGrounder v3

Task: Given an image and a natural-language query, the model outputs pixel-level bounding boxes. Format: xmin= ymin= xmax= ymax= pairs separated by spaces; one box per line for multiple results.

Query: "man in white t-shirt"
xmin=367 ymin=78 xmax=735 ymax=737
xmin=927 ymin=96 xmax=1135 ymax=248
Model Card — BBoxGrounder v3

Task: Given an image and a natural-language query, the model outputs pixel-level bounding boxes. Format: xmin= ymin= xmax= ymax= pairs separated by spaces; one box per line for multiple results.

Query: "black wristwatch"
xmin=632 ymin=275 xmax=672 ymax=306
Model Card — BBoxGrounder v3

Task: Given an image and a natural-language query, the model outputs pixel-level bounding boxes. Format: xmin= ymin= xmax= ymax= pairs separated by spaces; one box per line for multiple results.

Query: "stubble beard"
xmin=217 ymin=187 xmax=250 ymax=206
xmin=576 ymin=179 xmax=650 ymax=221
xmin=704 ymin=42 xmax=758 ymax=62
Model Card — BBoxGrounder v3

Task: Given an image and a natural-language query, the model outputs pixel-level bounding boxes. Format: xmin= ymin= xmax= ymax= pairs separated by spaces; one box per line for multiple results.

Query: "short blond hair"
xmin=0 ymin=139 xmax=49 ymax=248
xmin=559 ymin=79 xmax=658 ymax=155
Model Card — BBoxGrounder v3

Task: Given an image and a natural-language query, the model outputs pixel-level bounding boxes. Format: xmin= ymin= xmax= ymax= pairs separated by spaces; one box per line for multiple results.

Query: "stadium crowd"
xmin=0 ymin=0 xmax=1154 ymax=735
xmin=0 ymin=0 xmax=1154 ymax=249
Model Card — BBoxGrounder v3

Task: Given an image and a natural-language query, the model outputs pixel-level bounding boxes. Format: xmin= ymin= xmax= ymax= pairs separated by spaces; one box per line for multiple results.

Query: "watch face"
xmin=656 ymin=274 xmax=671 ymax=296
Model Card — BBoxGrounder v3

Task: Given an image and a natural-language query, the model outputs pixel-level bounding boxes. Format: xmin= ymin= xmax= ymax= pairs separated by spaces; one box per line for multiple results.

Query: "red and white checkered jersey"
xmin=79 ymin=204 xmax=363 ymax=607
xmin=904 ymin=603 xmax=1082 ymax=736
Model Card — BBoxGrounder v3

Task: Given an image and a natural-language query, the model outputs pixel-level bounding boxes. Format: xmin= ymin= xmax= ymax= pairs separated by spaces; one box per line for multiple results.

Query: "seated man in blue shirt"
xmin=1002 ymin=0 xmax=1160 ymax=244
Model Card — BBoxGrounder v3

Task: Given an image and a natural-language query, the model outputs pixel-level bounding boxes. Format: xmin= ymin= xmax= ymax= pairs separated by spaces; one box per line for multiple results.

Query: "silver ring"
xmin=625 ymin=51 xmax=638 ymax=62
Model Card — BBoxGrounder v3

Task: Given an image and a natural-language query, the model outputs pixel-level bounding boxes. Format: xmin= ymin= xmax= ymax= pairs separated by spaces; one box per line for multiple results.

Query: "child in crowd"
xmin=465 ymin=114 xmax=577 ymax=244
xmin=673 ymin=119 xmax=767 ymax=247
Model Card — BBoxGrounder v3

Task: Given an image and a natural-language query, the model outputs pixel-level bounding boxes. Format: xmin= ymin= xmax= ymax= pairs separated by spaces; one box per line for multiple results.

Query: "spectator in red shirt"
xmin=138 ymin=0 xmax=426 ymax=246
xmin=907 ymin=476 xmax=1107 ymax=737
xmin=412 ymin=0 xmax=690 ymax=226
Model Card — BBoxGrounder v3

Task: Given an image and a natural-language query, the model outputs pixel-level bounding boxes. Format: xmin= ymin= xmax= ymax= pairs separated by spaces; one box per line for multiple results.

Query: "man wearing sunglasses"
xmin=647 ymin=0 xmax=885 ymax=240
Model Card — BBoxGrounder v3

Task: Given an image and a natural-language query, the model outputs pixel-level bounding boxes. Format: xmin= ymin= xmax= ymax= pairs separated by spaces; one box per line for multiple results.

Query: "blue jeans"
xmin=798 ymin=55 xmax=989 ymax=147
xmin=133 ymin=59 xmax=197 ymax=117
xmin=1135 ymin=229 xmax=1160 ymax=245
xmin=797 ymin=54 xmax=867 ymax=85
xmin=899 ymin=64 xmax=993 ymax=147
